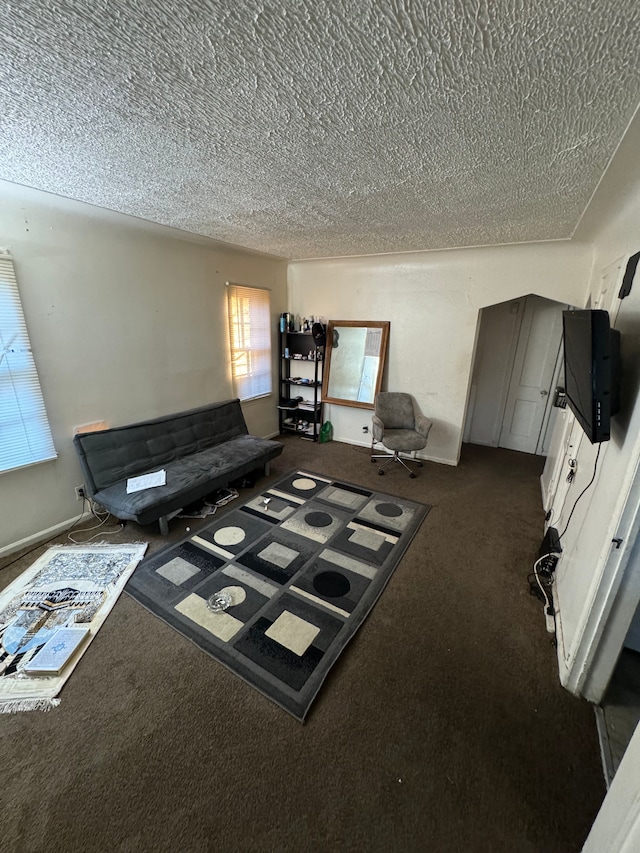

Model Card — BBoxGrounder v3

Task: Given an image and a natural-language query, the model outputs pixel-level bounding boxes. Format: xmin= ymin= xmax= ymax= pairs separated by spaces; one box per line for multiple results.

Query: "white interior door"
xmin=498 ymin=296 xmax=565 ymax=453
xmin=464 ymin=299 xmax=524 ymax=447
xmin=537 ymin=342 xmax=565 ymax=456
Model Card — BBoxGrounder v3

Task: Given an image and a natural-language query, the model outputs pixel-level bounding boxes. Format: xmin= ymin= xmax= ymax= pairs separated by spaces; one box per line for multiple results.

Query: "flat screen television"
xmin=562 ymin=309 xmax=621 ymax=444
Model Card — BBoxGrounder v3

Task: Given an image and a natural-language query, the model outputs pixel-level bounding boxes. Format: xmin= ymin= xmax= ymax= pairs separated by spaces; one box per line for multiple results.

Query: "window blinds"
xmin=0 ymin=256 xmax=57 ymax=472
xmin=226 ymin=283 xmax=272 ymax=401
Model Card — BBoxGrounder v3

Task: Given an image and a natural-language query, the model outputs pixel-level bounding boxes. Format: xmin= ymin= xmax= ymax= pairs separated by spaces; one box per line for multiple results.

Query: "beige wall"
xmin=288 ymin=241 xmax=592 ymax=464
xmin=0 ymin=181 xmax=287 ymax=553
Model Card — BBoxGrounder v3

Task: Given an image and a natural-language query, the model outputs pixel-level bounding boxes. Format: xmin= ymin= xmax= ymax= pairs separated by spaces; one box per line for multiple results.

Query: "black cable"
xmin=528 ymin=569 xmax=553 ymax=588
xmin=558 ymin=443 xmax=602 ymax=541
xmin=528 ymin=583 xmax=546 ymax=604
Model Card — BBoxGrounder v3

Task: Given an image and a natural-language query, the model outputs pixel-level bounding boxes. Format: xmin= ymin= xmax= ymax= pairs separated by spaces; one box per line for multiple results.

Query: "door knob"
xmin=540 ymin=389 xmax=548 ymax=396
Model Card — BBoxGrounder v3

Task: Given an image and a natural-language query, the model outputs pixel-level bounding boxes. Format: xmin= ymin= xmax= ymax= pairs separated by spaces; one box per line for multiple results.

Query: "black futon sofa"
xmin=73 ymin=399 xmax=283 ymax=534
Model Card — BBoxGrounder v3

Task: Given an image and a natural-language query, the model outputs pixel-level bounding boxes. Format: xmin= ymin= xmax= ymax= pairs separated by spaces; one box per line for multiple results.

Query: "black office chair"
xmin=371 ymin=392 xmax=432 ymax=478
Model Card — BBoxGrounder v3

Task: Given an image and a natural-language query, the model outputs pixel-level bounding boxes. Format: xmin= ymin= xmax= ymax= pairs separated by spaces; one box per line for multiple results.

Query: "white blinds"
xmin=226 ymin=283 xmax=272 ymax=401
xmin=0 ymin=256 xmax=57 ymax=472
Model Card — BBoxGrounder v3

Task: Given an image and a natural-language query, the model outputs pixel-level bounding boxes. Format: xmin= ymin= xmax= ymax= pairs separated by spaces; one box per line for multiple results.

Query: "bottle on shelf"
xmin=277 ymin=321 xmax=325 ymax=441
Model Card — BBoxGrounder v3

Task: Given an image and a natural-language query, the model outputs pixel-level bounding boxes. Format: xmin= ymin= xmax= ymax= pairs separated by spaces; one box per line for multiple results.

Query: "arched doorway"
xmin=464 ymin=294 xmax=569 ymax=455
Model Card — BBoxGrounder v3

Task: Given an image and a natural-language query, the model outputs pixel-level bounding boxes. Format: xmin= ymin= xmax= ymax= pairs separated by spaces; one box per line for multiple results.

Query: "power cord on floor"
xmin=351 ymin=444 xmax=374 ymax=455
xmin=529 ymin=554 xmax=557 ymax=634
xmin=67 ymin=496 xmax=123 ymax=544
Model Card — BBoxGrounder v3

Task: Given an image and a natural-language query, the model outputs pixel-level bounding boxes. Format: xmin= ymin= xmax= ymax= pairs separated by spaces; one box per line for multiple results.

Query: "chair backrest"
xmin=375 ymin=392 xmax=415 ymax=430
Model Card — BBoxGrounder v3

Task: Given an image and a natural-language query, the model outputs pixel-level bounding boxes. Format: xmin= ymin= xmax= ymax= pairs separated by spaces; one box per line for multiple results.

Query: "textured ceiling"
xmin=2 ymin=0 xmax=640 ymax=259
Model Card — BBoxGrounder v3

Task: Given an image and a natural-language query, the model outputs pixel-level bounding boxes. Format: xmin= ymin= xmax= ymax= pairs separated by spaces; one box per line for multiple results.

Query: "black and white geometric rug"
xmin=126 ymin=470 xmax=431 ymax=721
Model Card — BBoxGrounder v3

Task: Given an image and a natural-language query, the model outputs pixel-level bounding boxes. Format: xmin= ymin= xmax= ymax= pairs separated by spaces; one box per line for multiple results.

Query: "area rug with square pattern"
xmin=125 ymin=470 xmax=431 ymax=721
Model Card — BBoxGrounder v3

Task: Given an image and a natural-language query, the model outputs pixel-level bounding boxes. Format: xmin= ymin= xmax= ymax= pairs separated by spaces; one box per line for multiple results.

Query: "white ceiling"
xmin=2 ymin=0 xmax=640 ymax=260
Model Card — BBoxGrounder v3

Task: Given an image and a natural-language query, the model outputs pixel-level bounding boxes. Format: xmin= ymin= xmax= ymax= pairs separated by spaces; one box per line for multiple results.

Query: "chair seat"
xmin=372 ymin=392 xmax=431 ymax=477
xmin=379 ymin=429 xmax=427 ymax=452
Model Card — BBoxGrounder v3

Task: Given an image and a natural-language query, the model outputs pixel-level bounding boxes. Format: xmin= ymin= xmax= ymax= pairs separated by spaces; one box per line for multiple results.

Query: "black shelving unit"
xmin=278 ymin=329 xmax=324 ymax=441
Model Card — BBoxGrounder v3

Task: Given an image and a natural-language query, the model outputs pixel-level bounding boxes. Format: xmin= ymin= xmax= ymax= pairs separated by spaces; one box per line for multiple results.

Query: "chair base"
xmin=371 ymin=448 xmax=424 ymax=478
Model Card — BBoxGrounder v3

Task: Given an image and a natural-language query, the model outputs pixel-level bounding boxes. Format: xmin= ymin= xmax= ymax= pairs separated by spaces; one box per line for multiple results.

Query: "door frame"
xmin=465 ymin=295 xmax=567 ymax=454
xmin=464 ymin=298 xmax=524 ymax=447
xmin=535 ymin=336 xmax=565 ymax=456
xmin=497 ymin=295 xmax=565 ymax=454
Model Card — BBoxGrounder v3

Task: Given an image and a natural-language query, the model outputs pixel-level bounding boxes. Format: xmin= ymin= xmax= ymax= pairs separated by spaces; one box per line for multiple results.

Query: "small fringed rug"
xmin=0 ymin=543 xmax=147 ymax=713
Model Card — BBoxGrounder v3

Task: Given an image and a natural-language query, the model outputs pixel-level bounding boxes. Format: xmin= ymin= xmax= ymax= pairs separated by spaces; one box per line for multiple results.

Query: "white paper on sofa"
xmin=126 ymin=470 xmax=167 ymax=493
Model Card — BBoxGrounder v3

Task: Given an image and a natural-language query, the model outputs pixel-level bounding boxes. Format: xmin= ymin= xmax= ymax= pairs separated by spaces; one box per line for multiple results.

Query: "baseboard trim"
xmin=553 ymin=580 xmax=572 ymax=692
xmin=333 ymin=436 xmax=458 ymax=466
xmin=0 ymin=512 xmax=92 ymax=561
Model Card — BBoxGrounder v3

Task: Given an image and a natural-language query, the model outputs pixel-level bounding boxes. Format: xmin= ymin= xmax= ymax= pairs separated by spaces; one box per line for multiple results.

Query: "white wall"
xmin=548 ymin=111 xmax=640 ymax=697
xmin=0 ymin=181 xmax=287 ymax=553
xmin=288 ymin=242 xmax=592 ymax=464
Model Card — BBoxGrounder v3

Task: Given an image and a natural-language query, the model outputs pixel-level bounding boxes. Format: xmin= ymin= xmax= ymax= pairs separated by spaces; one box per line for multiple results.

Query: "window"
xmin=226 ymin=283 xmax=272 ymax=401
xmin=0 ymin=255 xmax=56 ymax=473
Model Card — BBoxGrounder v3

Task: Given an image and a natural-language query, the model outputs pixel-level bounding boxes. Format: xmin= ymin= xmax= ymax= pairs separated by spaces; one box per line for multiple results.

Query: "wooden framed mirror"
xmin=322 ymin=321 xmax=390 ymax=409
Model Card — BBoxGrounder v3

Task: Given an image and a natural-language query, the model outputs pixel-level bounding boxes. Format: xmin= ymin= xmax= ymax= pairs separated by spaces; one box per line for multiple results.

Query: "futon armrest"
xmin=372 ymin=415 xmax=384 ymax=442
xmin=415 ymin=416 xmax=433 ymax=441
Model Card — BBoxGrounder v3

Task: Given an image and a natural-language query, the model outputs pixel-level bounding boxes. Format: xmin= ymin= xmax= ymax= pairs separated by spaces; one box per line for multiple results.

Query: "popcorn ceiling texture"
xmin=2 ymin=0 xmax=640 ymax=259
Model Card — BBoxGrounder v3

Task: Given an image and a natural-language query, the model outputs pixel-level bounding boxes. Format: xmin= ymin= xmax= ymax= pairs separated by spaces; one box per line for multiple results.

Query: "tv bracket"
xmin=619 ymin=251 xmax=640 ymax=299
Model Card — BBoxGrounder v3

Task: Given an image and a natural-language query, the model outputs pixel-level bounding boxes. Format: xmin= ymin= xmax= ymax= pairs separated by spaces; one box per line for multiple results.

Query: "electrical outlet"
xmin=75 ymin=485 xmax=85 ymax=501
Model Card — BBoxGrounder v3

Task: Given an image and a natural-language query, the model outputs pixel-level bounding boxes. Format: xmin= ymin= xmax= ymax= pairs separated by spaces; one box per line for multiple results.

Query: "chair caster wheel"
xmin=410 ymin=473 xmax=416 ymax=479
xmin=378 ymin=469 xmax=384 ymax=476
xmin=416 ymin=461 xmax=423 ymax=468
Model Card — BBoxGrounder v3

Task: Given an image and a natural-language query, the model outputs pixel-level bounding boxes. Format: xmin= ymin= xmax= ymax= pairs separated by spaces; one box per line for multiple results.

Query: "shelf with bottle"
xmin=279 ymin=314 xmax=326 ymax=335
xmin=277 ymin=321 xmax=325 ymax=442
xmin=282 ymin=339 xmax=323 ymax=363
xmin=282 ymin=354 xmax=323 ymax=362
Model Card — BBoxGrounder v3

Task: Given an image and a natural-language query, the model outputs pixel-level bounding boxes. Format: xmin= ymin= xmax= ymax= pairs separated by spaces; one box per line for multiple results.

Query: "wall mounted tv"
xmin=562 ymin=309 xmax=621 ymax=444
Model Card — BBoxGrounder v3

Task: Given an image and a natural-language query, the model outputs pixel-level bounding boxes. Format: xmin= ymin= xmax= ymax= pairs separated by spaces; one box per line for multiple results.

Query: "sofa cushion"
xmin=94 ymin=435 xmax=282 ymax=525
xmin=74 ymin=399 xmax=248 ymax=494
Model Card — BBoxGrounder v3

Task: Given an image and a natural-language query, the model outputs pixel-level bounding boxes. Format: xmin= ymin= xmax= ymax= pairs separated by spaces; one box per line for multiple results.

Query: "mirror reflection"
xmin=322 ymin=321 xmax=390 ymax=409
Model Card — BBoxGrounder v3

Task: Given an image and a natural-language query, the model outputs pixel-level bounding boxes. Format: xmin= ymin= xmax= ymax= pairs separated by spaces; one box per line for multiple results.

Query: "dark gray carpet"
xmin=126 ymin=470 xmax=430 ymax=721
xmin=0 ymin=438 xmax=605 ymax=852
